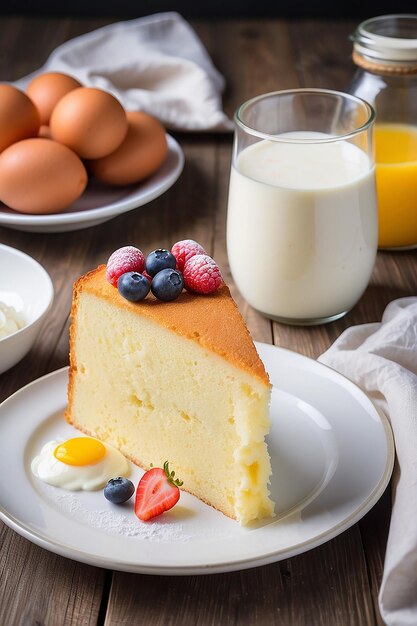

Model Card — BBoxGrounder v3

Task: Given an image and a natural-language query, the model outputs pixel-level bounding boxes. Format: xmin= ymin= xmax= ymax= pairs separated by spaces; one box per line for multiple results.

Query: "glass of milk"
xmin=227 ymin=89 xmax=377 ymax=325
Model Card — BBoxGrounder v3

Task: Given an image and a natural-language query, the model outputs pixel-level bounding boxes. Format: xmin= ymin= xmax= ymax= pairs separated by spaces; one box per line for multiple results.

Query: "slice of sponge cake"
xmin=66 ymin=265 xmax=274 ymax=524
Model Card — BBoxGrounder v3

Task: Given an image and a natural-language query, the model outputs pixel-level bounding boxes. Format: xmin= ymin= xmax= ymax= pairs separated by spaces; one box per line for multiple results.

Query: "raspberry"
xmin=171 ymin=239 xmax=206 ymax=272
xmin=183 ymin=254 xmax=222 ymax=294
xmin=106 ymin=246 xmax=145 ymax=287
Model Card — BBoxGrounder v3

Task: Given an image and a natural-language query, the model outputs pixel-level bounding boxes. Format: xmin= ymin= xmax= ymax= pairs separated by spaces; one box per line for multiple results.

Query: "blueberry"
xmin=104 ymin=477 xmax=135 ymax=504
xmin=146 ymin=249 xmax=177 ymax=277
xmin=117 ymin=272 xmax=150 ymax=302
xmin=151 ymin=269 xmax=184 ymax=301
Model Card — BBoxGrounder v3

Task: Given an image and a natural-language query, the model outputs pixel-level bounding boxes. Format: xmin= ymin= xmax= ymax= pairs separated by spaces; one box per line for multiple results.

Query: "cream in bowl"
xmin=0 ymin=244 xmax=53 ymax=373
xmin=0 ymin=300 xmax=25 ymax=339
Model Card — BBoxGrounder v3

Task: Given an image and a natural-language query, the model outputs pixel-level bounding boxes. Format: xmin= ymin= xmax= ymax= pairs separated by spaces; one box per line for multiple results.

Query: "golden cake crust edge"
xmin=68 ymin=264 xmax=270 ymax=387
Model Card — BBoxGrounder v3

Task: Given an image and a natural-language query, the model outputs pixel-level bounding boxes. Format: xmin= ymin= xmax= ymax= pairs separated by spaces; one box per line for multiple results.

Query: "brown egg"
xmin=26 ymin=72 xmax=82 ymax=125
xmin=88 ymin=111 xmax=168 ymax=185
xmin=50 ymin=87 xmax=128 ymax=159
xmin=0 ymin=138 xmax=87 ymax=214
xmin=0 ymin=84 xmax=40 ymax=152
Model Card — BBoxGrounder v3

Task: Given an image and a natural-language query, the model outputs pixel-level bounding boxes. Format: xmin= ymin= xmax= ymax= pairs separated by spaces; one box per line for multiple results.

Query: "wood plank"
xmin=0 ymin=15 xmax=119 ymax=81
xmin=290 ymin=19 xmax=357 ymax=91
xmin=0 ymin=522 xmax=105 ymax=626
xmin=105 ymin=528 xmax=374 ymax=626
xmin=359 ymin=488 xmax=392 ymax=626
xmin=209 ymin=18 xmax=301 ymax=118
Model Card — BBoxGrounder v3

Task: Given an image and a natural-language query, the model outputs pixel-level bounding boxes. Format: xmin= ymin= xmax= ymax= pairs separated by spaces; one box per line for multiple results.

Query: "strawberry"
xmin=134 ymin=461 xmax=183 ymax=521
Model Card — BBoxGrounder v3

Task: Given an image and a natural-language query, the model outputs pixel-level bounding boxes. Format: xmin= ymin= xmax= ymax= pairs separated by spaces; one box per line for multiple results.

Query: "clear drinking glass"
xmin=226 ymin=88 xmax=377 ymax=325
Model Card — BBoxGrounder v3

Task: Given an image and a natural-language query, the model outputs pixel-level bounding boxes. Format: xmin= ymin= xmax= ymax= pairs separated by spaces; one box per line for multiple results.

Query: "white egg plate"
xmin=0 ymin=134 xmax=183 ymax=233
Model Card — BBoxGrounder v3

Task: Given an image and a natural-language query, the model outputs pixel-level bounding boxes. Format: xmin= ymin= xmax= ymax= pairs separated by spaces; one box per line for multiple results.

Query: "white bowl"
xmin=0 ymin=244 xmax=54 ymax=374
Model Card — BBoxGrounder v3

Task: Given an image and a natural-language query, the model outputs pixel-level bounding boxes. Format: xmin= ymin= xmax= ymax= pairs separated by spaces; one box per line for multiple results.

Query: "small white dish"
xmin=0 ymin=244 xmax=54 ymax=374
xmin=0 ymin=344 xmax=394 ymax=574
xmin=0 ymin=135 xmax=184 ymax=233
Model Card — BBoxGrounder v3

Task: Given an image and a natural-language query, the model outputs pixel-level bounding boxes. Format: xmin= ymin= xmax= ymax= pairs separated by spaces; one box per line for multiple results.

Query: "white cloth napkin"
xmin=15 ymin=12 xmax=233 ymax=132
xmin=319 ymin=297 xmax=417 ymax=626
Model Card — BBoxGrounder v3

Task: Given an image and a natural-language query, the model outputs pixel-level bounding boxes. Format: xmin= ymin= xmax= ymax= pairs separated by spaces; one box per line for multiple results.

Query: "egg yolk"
xmin=54 ymin=437 xmax=106 ymax=466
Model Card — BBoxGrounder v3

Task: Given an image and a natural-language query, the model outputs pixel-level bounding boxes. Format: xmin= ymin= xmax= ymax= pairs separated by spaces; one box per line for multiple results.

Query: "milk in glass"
xmin=227 ymin=133 xmax=377 ymax=322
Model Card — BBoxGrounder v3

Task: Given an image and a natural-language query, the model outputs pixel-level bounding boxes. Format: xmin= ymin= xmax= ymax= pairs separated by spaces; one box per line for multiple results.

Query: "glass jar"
xmin=349 ymin=14 xmax=417 ymax=250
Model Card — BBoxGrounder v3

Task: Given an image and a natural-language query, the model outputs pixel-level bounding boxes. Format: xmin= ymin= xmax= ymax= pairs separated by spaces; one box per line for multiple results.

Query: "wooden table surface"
xmin=0 ymin=15 xmax=414 ymax=626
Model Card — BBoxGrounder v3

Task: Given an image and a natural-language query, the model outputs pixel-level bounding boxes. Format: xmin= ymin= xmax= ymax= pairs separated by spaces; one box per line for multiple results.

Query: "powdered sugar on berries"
xmin=171 ymin=239 xmax=206 ymax=272
xmin=106 ymin=246 xmax=145 ymax=287
xmin=183 ymin=254 xmax=223 ymax=294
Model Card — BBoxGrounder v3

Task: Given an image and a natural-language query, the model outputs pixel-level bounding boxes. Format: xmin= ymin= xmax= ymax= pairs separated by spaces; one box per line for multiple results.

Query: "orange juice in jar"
xmin=350 ymin=15 xmax=417 ymax=249
xmin=375 ymin=123 xmax=417 ymax=248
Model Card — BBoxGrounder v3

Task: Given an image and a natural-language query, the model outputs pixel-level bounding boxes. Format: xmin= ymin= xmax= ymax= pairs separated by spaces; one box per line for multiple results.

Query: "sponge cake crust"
xmin=70 ymin=265 xmax=269 ymax=386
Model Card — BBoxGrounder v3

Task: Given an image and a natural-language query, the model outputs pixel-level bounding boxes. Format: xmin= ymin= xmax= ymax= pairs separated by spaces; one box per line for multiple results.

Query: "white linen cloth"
xmin=16 ymin=12 xmax=233 ymax=132
xmin=319 ymin=297 xmax=417 ymax=626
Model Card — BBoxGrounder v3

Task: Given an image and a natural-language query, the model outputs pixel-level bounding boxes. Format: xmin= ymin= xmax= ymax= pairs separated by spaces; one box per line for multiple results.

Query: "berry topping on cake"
xmin=151 ymin=268 xmax=184 ymax=301
xmin=106 ymin=246 xmax=145 ymax=287
xmin=183 ymin=254 xmax=223 ymax=294
xmin=104 ymin=477 xmax=135 ymax=504
xmin=117 ymin=272 xmax=151 ymax=302
xmin=171 ymin=239 xmax=206 ymax=272
xmin=106 ymin=244 xmax=222 ymax=300
xmin=134 ymin=461 xmax=183 ymax=521
xmin=146 ymin=249 xmax=177 ymax=277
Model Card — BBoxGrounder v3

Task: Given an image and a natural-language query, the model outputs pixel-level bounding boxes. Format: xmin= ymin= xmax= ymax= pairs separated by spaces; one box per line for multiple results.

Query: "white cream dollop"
xmin=0 ymin=301 xmax=25 ymax=339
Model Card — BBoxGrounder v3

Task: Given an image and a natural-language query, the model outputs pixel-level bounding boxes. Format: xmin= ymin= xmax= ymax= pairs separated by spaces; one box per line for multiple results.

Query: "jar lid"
xmin=353 ymin=14 xmax=417 ymax=72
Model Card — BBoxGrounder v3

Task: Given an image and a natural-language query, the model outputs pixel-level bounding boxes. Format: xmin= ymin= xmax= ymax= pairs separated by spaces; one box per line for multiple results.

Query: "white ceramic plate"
xmin=0 ymin=135 xmax=184 ymax=233
xmin=0 ymin=343 xmax=394 ymax=575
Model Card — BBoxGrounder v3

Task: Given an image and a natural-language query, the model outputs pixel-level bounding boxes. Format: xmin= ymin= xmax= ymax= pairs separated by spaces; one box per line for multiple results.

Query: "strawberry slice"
xmin=134 ymin=461 xmax=183 ymax=521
